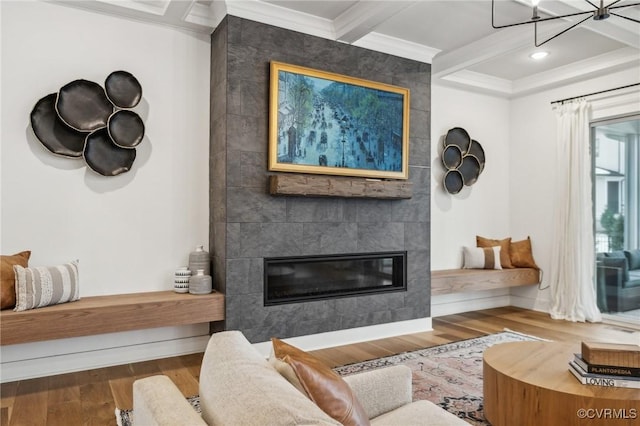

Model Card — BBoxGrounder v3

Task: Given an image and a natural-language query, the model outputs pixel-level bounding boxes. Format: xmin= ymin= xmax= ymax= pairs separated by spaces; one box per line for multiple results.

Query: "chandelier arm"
xmin=535 ymin=14 xmax=593 ymax=47
xmin=610 ymin=11 xmax=640 ymax=22
xmin=609 ymin=2 xmax=640 ymax=9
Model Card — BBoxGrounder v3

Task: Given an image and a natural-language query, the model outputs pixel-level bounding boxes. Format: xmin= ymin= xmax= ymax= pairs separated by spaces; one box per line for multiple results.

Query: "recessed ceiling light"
xmin=530 ymin=51 xmax=549 ymax=60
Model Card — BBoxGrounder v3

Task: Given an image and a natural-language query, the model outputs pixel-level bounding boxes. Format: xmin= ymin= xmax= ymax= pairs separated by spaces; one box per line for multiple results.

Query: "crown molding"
xmin=225 ymin=0 xmax=335 ymax=40
xmin=353 ymin=32 xmax=440 ymax=64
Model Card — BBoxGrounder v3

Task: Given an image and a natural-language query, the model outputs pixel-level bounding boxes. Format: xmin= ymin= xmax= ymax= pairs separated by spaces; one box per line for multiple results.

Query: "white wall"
xmin=430 ymin=69 xmax=640 ymax=317
xmin=430 ymin=84 xmax=512 ymax=269
xmin=1 ymin=1 xmax=211 ymax=382
xmin=430 ymin=84 xmax=514 ymax=315
xmin=509 ymin=67 xmax=640 ymax=312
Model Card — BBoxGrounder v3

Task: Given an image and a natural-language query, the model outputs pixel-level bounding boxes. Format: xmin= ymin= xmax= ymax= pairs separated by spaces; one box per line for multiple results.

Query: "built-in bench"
xmin=0 ymin=291 xmax=225 ymax=346
xmin=431 ymin=268 xmax=539 ymax=296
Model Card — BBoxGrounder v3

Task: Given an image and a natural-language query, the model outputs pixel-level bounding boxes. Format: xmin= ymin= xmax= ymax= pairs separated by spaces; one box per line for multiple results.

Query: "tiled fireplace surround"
xmin=210 ymin=16 xmax=431 ymax=343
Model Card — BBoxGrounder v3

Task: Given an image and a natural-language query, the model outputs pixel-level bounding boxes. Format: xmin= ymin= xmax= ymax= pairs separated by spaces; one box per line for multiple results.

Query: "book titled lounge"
xmin=573 ymin=354 xmax=640 ymax=378
xmin=569 ymin=361 xmax=640 ymax=389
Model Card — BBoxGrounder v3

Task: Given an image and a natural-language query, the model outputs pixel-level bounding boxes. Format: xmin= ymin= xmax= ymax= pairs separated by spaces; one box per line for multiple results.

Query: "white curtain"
xmin=549 ymin=99 xmax=602 ymax=323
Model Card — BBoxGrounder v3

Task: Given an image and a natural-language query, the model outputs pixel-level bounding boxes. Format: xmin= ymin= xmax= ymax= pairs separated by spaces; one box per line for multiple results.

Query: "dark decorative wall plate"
xmin=30 ymin=93 xmax=85 ymax=158
xmin=55 ymin=80 xmax=114 ymax=131
xmin=444 ymin=170 xmax=464 ymax=194
xmin=441 ymin=127 xmax=486 ymax=194
xmin=84 ymin=129 xmax=137 ymax=176
xmin=442 ymin=145 xmax=462 ymax=170
xmin=468 ymin=139 xmax=485 ymax=173
xmin=444 ymin=127 xmax=471 ymax=155
xmin=30 ymin=71 xmax=145 ymax=177
xmin=105 ymin=71 xmax=142 ymax=109
xmin=458 ymin=155 xmax=481 ymax=186
xmin=108 ymin=110 xmax=145 ymax=148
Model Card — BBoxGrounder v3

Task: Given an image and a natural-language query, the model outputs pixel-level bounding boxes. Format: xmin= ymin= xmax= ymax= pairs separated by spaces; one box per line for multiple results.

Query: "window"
xmin=592 ymin=115 xmax=640 ymax=315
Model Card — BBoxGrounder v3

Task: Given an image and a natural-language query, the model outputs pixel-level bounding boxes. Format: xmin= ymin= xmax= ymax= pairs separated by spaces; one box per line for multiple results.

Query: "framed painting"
xmin=269 ymin=61 xmax=410 ymax=180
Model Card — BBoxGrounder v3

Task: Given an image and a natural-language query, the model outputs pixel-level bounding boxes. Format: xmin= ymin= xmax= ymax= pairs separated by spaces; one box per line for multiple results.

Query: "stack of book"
xmin=568 ymin=341 xmax=640 ymax=389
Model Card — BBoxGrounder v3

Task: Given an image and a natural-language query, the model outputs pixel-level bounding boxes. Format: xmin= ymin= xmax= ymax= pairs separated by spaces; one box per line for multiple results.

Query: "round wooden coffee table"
xmin=483 ymin=341 xmax=640 ymax=426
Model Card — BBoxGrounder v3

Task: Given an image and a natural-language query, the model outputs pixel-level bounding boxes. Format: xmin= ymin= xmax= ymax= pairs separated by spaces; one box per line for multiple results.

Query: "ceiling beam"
xmin=432 ymin=25 xmax=533 ymax=80
xmin=162 ymin=0 xmax=197 ymax=22
xmin=333 ymin=1 xmax=416 ymax=43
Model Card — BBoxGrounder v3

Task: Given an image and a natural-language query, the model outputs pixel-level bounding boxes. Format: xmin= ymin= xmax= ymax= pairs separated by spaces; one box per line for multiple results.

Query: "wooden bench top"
xmin=431 ymin=268 xmax=539 ymax=296
xmin=0 ymin=291 xmax=224 ymax=346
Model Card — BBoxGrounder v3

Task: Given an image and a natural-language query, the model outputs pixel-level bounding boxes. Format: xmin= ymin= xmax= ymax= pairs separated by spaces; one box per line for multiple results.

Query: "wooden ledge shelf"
xmin=431 ymin=268 xmax=539 ymax=296
xmin=269 ymin=174 xmax=413 ymax=199
xmin=0 ymin=291 xmax=225 ymax=346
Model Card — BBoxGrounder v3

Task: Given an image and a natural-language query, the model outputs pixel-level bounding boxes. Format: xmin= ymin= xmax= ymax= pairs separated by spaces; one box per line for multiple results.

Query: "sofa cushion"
xmin=1 ymin=251 xmax=30 ymax=310
xmin=199 ymin=331 xmax=340 ymax=426
xmin=343 ymin=365 xmax=412 ymax=420
xmin=370 ymin=400 xmax=468 ymax=425
xmin=601 ymin=257 xmax=629 ymax=283
xmin=626 ymin=269 xmax=640 ymax=288
xmin=272 ymin=338 xmax=370 ymax=426
xmin=269 ymin=354 xmax=307 ymax=395
xmin=607 ymin=251 xmax=630 ymax=282
xmin=476 ymin=236 xmax=513 ymax=268
xmin=625 ymin=249 xmax=640 ymax=270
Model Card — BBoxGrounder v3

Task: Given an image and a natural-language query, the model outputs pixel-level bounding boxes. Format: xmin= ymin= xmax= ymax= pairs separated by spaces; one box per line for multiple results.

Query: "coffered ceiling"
xmin=51 ymin=0 xmax=640 ymax=97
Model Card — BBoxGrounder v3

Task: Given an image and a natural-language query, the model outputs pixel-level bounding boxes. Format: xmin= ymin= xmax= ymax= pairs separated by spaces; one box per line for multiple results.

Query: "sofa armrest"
xmin=133 ymin=375 xmax=206 ymax=426
xmin=343 ymin=365 xmax=412 ymax=419
xmin=600 ymin=263 xmax=625 ymax=289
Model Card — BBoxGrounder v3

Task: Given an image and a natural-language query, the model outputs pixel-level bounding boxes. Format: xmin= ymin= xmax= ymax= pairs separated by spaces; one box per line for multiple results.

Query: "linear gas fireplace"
xmin=264 ymin=251 xmax=407 ymax=305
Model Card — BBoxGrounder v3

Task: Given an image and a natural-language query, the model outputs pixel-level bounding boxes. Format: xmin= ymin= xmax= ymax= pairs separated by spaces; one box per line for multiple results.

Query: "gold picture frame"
xmin=269 ymin=61 xmax=410 ymax=180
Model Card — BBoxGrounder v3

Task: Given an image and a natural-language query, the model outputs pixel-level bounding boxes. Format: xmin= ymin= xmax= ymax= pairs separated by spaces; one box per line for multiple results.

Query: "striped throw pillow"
xmin=462 ymin=246 xmax=502 ymax=270
xmin=13 ymin=260 xmax=80 ymax=311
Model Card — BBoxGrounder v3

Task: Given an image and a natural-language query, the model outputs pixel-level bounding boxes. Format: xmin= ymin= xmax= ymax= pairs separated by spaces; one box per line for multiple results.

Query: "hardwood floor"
xmin=2 ymin=306 xmax=638 ymax=425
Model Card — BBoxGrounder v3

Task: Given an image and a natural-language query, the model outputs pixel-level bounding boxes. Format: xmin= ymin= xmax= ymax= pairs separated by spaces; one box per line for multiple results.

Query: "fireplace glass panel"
xmin=265 ymin=251 xmax=406 ymax=305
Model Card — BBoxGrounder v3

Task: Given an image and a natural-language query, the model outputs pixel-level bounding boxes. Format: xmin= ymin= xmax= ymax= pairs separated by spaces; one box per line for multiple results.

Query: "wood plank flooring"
xmin=2 ymin=306 xmax=638 ymax=425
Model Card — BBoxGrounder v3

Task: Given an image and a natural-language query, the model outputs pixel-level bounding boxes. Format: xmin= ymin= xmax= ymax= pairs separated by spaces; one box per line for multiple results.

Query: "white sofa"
xmin=133 ymin=330 xmax=468 ymax=425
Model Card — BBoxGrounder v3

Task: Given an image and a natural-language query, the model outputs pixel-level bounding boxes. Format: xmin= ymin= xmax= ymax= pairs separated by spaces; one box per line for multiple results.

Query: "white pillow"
xmin=13 ymin=260 xmax=80 ymax=311
xmin=463 ymin=246 xmax=502 ymax=270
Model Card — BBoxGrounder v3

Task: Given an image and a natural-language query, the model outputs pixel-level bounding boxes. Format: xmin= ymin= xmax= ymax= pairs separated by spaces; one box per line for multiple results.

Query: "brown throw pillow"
xmin=1 ymin=251 xmax=31 ymax=310
xmin=476 ymin=236 xmax=513 ymax=269
xmin=272 ymin=338 xmax=370 ymax=426
xmin=510 ymin=237 xmax=539 ymax=269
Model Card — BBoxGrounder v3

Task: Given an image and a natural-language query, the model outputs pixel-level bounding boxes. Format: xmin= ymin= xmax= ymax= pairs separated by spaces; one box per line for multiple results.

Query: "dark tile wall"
xmin=210 ymin=16 xmax=431 ymax=342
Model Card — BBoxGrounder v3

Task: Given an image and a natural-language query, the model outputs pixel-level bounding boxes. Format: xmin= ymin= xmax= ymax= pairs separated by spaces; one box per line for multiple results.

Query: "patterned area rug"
xmin=334 ymin=330 xmax=543 ymax=425
xmin=115 ymin=330 xmax=541 ymax=426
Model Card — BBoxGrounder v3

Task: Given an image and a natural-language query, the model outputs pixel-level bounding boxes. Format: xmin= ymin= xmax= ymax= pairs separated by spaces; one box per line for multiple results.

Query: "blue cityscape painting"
xmin=269 ymin=62 xmax=410 ymax=180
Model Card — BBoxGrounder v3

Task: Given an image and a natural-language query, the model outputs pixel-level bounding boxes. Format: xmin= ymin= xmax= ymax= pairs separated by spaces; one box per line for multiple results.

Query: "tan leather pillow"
xmin=476 ymin=236 xmax=513 ymax=269
xmin=1 ymin=251 xmax=30 ymax=310
xmin=510 ymin=237 xmax=539 ymax=269
xmin=272 ymin=338 xmax=370 ymax=426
